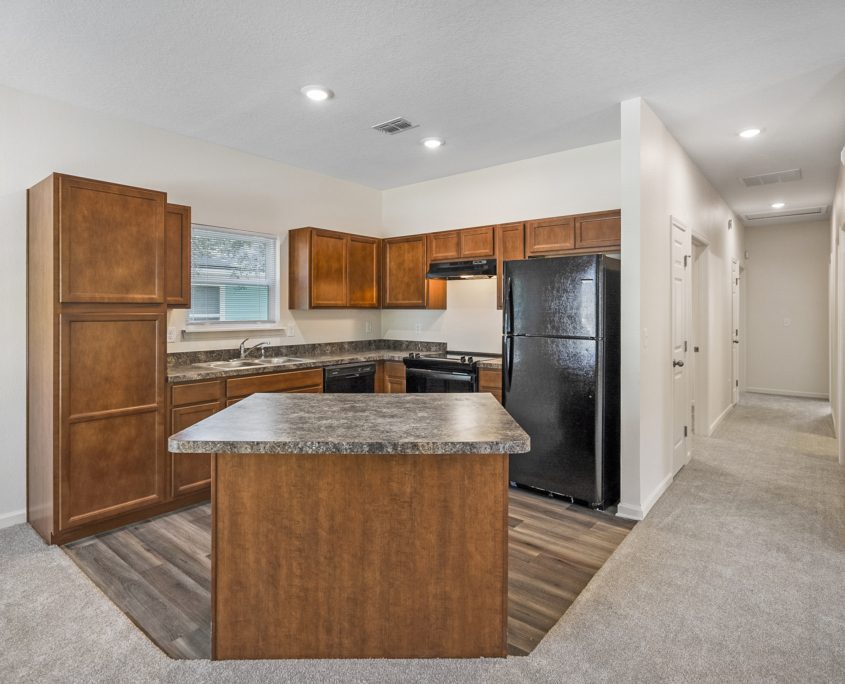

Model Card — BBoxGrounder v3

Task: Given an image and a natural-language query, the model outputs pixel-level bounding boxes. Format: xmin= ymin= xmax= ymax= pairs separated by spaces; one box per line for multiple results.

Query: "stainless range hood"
xmin=426 ymin=258 xmax=497 ymax=280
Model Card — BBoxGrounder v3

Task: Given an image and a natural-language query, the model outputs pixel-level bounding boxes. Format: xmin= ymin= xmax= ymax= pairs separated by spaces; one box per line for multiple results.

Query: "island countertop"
xmin=168 ymin=392 xmax=529 ymax=455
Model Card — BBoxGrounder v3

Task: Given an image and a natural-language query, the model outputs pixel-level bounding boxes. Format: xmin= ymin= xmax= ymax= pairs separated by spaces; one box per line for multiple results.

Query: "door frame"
xmin=670 ymin=216 xmax=692 ymax=474
xmin=691 ymin=233 xmax=710 ymax=436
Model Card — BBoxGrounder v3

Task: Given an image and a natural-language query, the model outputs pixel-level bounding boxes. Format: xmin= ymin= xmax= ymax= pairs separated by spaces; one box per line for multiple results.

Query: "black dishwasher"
xmin=323 ymin=362 xmax=376 ymax=393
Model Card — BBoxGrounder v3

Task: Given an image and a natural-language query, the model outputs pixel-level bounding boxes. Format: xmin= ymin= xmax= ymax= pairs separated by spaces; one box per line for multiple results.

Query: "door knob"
xmin=733 ymin=340 xmax=740 ymax=344
xmin=673 ymin=360 xmax=685 ymax=368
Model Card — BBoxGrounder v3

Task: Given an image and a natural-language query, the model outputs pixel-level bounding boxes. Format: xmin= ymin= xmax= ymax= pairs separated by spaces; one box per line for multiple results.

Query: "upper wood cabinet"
xmin=496 ymin=222 xmax=525 ymax=309
xmin=382 ymin=235 xmax=446 ymax=309
xmin=428 ymin=226 xmax=495 ymax=262
xmin=460 ymin=226 xmax=495 ymax=258
xmin=428 ymin=231 xmax=461 ymax=261
xmin=288 ymin=227 xmax=380 ymax=309
xmin=164 ymin=203 xmax=191 ymax=308
xmin=347 ymin=235 xmax=380 ymax=307
xmin=575 ymin=210 xmax=621 ymax=251
xmin=57 ymin=174 xmax=166 ymax=303
xmin=525 ymin=216 xmax=575 ymax=256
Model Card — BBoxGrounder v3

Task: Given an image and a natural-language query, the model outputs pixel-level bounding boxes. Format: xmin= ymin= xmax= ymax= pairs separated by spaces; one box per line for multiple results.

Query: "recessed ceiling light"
xmin=771 ymin=202 xmax=785 ymax=209
xmin=421 ymin=137 xmax=444 ymax=149
xmin=739 ymin=128 xmax=761 ymax=139
xmin=301 ymin=85 xmax=333 ymax=102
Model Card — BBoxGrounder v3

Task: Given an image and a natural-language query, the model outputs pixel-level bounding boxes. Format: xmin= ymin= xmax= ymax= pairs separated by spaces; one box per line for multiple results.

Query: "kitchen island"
xmin=169 ymin=393 xmax=529 ymax=660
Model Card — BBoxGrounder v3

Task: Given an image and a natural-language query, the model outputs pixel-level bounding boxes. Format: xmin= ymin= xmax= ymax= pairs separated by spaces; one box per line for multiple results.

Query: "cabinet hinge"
xmin=684 ymin=425 xmax=688 ymax=437
xmin=684 ymin=340 xmax=688 ymax=352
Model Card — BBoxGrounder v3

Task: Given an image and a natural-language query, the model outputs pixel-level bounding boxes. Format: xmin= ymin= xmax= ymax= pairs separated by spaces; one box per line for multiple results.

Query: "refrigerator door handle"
xmin=505 ymin=336 xmax=514 ymax=392
xmin=504 ymin=276 xmax=514 ymax=335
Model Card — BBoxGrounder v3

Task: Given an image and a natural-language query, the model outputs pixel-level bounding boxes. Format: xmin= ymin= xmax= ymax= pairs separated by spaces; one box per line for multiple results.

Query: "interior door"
xmin=504 ymin=335 xmax=599 ymax=503
xmin=732 ymin=259 xmax=740 ymax=405
xmin=671 ymin=218 xmax=691 ymax=474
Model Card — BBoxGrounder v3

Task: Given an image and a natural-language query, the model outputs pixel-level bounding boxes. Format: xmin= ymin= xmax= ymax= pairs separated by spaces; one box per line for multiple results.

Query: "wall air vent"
xmin=743 ymin=206 xmax=829 ymax=221
xmin=740 ymin=168 xmax=802 ymax=187
xmin=371 ymin=117 xmax=418 ymax=135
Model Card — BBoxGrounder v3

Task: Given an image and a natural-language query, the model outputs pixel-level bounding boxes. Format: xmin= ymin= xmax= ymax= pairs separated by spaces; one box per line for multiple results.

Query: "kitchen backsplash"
xmin=166 ymin=339 xmax=447 ymax=367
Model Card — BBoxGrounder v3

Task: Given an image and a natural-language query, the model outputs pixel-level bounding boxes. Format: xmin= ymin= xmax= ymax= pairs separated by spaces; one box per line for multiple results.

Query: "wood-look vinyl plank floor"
xmin=64 ymin=487 xmax=634 ymax=659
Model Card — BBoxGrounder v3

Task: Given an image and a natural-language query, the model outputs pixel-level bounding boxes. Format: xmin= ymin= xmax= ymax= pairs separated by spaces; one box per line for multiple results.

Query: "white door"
xmin=731 ymin=259 xmax=740 ymax=405
xmin=671 ymin=218 xmax=692 ymax=474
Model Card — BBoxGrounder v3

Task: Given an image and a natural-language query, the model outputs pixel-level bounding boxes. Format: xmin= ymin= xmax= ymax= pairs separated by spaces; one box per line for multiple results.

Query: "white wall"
xmin=380 ymin=141 xmax=622 ymax=352
xmin=831 ymin=162 xmax=845 ymax=464
xmin=619 ymin=98 xmax=745 ymax=520
xmin=0 ymin=85 xmax=384 ymax=527
xmin=745 ymin=221 xmax=829 ymax=398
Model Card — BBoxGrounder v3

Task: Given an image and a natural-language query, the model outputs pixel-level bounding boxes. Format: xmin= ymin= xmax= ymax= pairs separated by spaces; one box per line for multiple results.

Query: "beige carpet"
xmin=1 ymin=393 xmax=843 ymax=682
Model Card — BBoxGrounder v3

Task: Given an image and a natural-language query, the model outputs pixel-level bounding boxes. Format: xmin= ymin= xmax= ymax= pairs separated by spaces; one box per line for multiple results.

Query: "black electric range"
xmin=403 ymin=351 xmax=498 ymax=393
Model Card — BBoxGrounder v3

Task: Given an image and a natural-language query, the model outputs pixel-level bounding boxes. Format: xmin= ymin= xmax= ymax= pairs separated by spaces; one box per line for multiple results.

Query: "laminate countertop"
xmin=168 ymin=393 xmax=529 ymax=455
xmin=167 ymin=349 xmax=502 ymax=383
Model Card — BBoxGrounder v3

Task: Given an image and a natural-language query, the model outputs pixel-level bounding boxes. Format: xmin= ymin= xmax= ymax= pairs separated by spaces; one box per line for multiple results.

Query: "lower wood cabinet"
xmin=383 ymin=361 xmax=406 ymax=393
xmin=478 ymin=368 xmax=503 ymax=403
xmin=171 ymin=401 xmax=220 ymax=496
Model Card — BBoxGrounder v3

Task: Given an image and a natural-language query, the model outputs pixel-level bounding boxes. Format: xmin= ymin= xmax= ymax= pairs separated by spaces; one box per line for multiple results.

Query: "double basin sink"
xmin=193 ymin=357 xmax=308 ymax=370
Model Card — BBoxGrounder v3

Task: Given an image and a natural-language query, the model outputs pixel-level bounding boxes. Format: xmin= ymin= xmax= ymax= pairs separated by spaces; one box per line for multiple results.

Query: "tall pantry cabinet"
xmin=27 ymin=173 xmax=195 ymax=545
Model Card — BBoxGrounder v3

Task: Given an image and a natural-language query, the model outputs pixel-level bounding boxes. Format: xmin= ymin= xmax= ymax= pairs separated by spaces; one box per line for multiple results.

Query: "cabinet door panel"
xmin=496 ymin=222 xmax=525 ymax=309
xmin=383 ymin=361 xmax=406 ymax=393
xmin=575 ymin=211 xmax=621 ymax=250
xmin=311 ymin=231 xmax=347 ymax=307
xmin=348 ymin=236 xmax=380 ymax=308
xmin=525 ymin=217 xmax=574 ymax=256
xmin=382 ymin=237 xmax=428 ymax=308
xmin=428 ymin=231 xmax=460 ymax=262
xmin=59 ymin=175 xmax=165 ymax=303
xmin=63 ymin=411 xmax=162 ymax=528
xmin=60 ymin=312 xmax=165 ymax=530
xmin=171 ymin=402 xmax=218 ymax=497
xmin=460 ymin=226 xmax=495 ymax=258
xmin=165 ymin=203 xmax=191 ymax=307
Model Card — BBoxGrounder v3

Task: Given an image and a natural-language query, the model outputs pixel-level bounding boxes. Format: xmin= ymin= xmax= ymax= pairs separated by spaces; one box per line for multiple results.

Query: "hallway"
xmin=1 ymin=393 xmax=843 ymax=682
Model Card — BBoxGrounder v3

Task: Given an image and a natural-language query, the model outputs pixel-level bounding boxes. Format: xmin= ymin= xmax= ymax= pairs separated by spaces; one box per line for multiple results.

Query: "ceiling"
xmin=2 ymin=1 xmax=845 ymax=223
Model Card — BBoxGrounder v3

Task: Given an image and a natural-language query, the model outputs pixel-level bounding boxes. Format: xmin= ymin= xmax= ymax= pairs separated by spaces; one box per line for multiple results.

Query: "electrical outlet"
xmin=783 ymin=318 xmax=791 ymax=327
xmin=364 ymin=320 xmax=373 ymax=335
xmin=166 ymin=327 xmax=180 ymax=343
xmin=286 ymin=322 xmax=295 ymax=337
xmin=414 ymin=322 xmax=422 ymax=333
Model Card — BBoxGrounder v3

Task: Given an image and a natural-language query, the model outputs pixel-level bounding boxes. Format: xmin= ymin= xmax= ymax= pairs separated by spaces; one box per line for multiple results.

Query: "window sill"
xmin=182 ymin=323 xmax=286 ymax=338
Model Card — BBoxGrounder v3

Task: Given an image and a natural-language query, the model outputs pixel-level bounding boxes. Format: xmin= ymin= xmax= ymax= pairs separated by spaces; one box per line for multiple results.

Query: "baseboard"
xmin=617 ymin=472 xmax=674 ymax=521
xmin=0 ymin=508 xmax=26 ymax=530
xmin=746 ymin=387 xmax=829 ymax=400
xmin=709 ymin=403 xmax=734 ymax=434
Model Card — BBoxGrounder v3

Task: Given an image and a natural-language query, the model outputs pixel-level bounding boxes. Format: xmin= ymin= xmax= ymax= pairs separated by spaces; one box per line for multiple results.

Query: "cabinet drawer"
xmin=171 ymin=380 xmax=224 ymax=407
xmin=226 ymin=369 xmax=324 ymax=398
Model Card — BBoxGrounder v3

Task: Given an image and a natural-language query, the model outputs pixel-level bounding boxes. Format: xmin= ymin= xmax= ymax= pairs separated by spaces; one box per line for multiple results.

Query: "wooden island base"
xmin=212 ymin=451 xmax=509 ymax=660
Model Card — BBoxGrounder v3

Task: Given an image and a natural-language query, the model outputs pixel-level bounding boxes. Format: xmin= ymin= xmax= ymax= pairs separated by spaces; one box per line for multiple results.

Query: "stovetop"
xmin=404 ymin=350 xmax=497 ymax=369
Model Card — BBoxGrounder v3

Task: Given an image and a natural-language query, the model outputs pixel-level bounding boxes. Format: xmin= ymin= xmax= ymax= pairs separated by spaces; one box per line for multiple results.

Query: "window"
xmin=187 ymin=225 xmax=278 ymax=325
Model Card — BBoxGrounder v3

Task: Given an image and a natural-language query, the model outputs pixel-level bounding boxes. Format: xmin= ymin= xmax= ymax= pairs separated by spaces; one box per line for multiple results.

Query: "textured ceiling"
xmin=2 ymin=1 xmax=845 ymax=223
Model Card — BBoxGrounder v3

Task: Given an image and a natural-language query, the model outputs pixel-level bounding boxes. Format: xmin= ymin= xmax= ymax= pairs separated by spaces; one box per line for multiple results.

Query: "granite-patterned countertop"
xmin=168 ymin=393 xmax=529 ymax=455
xmin=167 ymin=349 xmax=430 ymax=383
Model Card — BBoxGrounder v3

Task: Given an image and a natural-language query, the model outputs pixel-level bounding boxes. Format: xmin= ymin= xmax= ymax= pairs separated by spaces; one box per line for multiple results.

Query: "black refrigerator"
xmin=502 ymin=254 xmax=620 ymax=509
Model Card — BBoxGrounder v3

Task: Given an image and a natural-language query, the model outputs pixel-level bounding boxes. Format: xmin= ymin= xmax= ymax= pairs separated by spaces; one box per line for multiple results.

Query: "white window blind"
xmin=188 ymin=225 xmax=278 ymax=324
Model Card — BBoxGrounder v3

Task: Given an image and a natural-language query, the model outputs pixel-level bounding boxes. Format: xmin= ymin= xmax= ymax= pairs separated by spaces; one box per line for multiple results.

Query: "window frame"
xmin=185 ymin=223 xmax=280 ymax=331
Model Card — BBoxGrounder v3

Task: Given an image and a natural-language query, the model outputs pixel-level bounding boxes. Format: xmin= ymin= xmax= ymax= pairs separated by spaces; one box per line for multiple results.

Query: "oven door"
xmin=406 ymin=368 xmax=477 ymax=393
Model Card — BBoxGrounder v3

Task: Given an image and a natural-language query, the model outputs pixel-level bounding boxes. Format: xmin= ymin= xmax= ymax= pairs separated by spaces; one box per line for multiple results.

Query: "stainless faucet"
xmin=239 ymin=337 xmax=270 ymax=359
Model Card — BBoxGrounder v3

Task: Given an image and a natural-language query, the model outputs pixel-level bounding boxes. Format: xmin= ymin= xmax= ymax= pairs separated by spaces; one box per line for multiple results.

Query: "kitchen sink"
xmin=258 ymin=357 xmax=307 ymax=365
xmin=196 ymin=359 xmax=267 ymax=369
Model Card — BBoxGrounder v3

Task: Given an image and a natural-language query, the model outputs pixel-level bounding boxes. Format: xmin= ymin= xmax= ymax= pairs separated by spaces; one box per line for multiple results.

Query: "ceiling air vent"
xmin=371 ymin=117 xmax=418 ymax=135
xmin=740 ymin=168 xmax=802 ymax=187
xmin=743 ymin=206 xmax=829 ymax=221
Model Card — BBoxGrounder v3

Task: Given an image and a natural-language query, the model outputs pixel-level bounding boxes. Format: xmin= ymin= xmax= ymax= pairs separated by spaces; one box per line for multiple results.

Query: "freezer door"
xmin=503 ymin=335 xmax=599 ymax=503
xmin=503 ymin=255 xmax=598 ymax=338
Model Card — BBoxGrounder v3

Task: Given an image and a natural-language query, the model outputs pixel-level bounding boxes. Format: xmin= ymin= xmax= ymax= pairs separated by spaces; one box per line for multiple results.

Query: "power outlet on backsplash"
xmin=364 ymin=320 xmax=373 ymax=335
